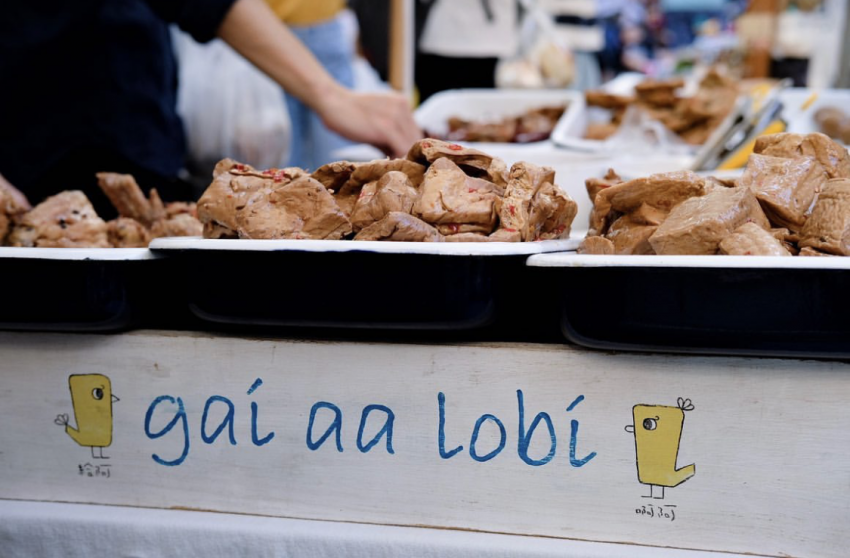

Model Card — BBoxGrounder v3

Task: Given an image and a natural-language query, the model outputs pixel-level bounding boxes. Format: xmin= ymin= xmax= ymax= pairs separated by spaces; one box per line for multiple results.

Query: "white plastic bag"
xmin=172 ymin=31 xmax=291 ymax=171
xmin=495 ymin=0 xmax=575 ymax=89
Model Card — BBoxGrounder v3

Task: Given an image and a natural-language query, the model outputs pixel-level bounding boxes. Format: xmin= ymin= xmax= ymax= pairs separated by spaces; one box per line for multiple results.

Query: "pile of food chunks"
xmin=584 ymin=69 xmax=738 ymax=145
xmin=579 ymin=132 xmax=850 ymax=257
xmin=198 ymin=139 xmax=578 ymax=243
xmin=0 ymin=173 xmax=201 ymax=248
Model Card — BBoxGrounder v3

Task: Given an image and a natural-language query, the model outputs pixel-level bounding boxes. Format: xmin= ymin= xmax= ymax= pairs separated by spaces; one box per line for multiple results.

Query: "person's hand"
xmin=316 ymin=86 xmax=423 ymax=159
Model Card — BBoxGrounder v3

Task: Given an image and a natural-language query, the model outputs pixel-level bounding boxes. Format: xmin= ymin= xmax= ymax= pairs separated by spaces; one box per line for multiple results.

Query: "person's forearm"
xmin=217 ymin=0 xmax=342 ymax=112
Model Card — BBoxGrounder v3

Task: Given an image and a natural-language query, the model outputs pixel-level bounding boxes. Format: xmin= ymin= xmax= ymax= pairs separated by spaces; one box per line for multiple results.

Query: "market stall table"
xmin=0 ymin=330 xmax=847 ymax=558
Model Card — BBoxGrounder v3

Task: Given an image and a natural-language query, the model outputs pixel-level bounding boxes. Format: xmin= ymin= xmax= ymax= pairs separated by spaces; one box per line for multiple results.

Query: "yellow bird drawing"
xmin=625 ymin=398 xmax=695 ymax=499
xmin=55 ymin=374 xmax=119 ymax=459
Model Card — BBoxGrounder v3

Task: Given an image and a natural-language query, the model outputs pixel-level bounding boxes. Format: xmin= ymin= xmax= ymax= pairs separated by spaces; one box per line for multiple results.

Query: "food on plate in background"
xmin=578 ymin=132 xmax=850 ymax=257
xmin=197 ymin=139 xmax=578 ymax=243
xmin=814 ymin=107 xmax=850 ymax=145
xmin=2 ymin=173 xmax=201 ymax=248
xmin=97 ymin=173 xmax=203 ymax=244
xmin=583 ymin=69 xmax=738 ymax=145
xmin=0 ymin=174 xmax=32 ymax=244
xmin=430 ymin=105 xmax=567 ymax=144
xmin=8 ymin=191 xmax=111 ymax=248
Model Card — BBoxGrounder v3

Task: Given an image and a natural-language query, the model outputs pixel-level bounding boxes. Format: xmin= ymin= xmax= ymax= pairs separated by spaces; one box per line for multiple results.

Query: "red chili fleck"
xmin=448 ymin=144 xmax=463 ymax=151
xmin=503 ymin=228 xmax=517 ymax=233
xmin=448 ymin=224 xmax=460 ymax=233
xmin=468 ymin=188 xmax=478 ymax=193
xmin=421 ymin=141 xmax=432 ymax=148
xmin=509 ymin=205 xmax=516 ymax=216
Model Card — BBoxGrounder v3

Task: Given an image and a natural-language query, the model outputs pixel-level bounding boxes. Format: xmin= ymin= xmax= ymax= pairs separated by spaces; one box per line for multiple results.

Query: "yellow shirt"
xmin=266 ymin=0 xmax=345 ymax=25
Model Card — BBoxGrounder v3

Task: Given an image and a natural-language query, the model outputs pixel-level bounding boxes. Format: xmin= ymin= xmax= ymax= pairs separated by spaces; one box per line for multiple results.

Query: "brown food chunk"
xmin=754 ymin=132 xmax=850 ymax=179
xmin=349 ymin=171 xmax=419 ymax=231
xmin=719 ymin=222 xmax=792 ymax=256
xmin=311 ymin=161 xmax=359 ymax=191
xmin=799 ymin=246 xmax=837 ymax=257
xmin=354 ymin=212 xmax=443 ymax=242
xmin=798 ymin=178 xmax=850 ymax=255
xmin=585 ymin=169 xmax=623 ymax=204
xmin=413 ymin=158 xmax=500 ymax=234
xmin=770 ymin=227 xmax=800 ymax=255
xmin=335 ymin=159 xmax=426 ymax=216
xmin=495 ymin=162 xmax=556 ymax=240
xmin=164 ymin=201 xmax=197 ymax=218
xmin=0 ymin=177 xmax=30 ymax=242
xmin=649 ymin=186 xmax=770 ymax=255
xmin=235 ymin=176 xmax=351 ymax=240
xmin=96 ymin=172 xmax=166 ymax=226
xmin=9 ymin=191 xmax=109 ymax=248
xmin=577 ymin=236 xmax=615 ymax=254
xmin=436 ymin=223 xmax=494 ymax=235
xmin=0 ymin=173 xmax=31 ymax=216
xmin=150 ymin=213 xmax=204 ymax=239
xmin=107 ymin=218 xmax=151 ymax=247
xmin=525 ymin=182 xmax=578 ymax=241
xmin=590 ymin=171 xmax=706 ymax=235
xmin=606 ymin=214 xmax=657 ymax=255
xmin=584 ymin=122 xmax=619 ymax=141
xmin=814 ymin=107 xmax=848 ymax=141
xmin=446 ymin=117 xmax=517 ymax=143
xmin=584 ymin=91 xmax=634 ymax=109
xmin=407 ymin=139 xmax=508 ymax=187
xmin=444 ymin=232 xmax=498 ymax=242
xmin=198 ymin=161 xmax=304 ymax=238
xmin=739 ymin=154 xmax=828 ymax=231
xmin=489 ymin=229 xmax=522 ymax=242
xmin=634 ymin=78 xmax=684 ymax=107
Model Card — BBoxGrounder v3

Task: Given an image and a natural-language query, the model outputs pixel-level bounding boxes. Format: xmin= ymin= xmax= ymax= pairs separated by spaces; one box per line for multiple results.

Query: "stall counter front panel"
xmin=0 ymin=330 xmax=847 ymax=557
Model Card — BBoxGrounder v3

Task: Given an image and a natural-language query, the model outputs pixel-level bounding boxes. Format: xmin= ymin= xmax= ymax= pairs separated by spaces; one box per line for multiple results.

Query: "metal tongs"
xmin=691 ymin=79 xmax=793 ymax=171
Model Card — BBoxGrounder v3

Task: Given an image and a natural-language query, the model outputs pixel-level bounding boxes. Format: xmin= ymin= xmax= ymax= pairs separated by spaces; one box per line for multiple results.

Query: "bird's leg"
xmin=91 ymin=447 xmax=98 ymax=459
xmin=653 ymin=486 xmax=665 ymax=500
xmin=643 ymin=485 xmax=653 ymax=498
xmin=99 ymin=447 xmax=110 ymax=460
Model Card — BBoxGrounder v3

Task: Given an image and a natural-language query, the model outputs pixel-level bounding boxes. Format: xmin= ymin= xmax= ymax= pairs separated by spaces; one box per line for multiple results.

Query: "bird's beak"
xmin=112 ymin=394 xmax=120 ymax=402
xmin=624 ymin=425 xmax=634 ymax=433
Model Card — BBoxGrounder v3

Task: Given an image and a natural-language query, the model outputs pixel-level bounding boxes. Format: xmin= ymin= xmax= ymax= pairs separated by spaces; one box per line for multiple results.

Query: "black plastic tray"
xmin=527 ymin=254 xmax=850 ymax=359
xmin=150 ymin=238 xmax=576 ymax=333
xmin=0 ymin=248 xmax=166 ymax=332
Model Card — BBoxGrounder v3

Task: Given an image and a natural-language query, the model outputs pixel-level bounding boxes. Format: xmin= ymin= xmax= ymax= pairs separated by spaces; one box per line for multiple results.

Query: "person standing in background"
xmin=1 ymin=0 xmax=420 ymax=217
xmin=416 ymin=0 xmax=520 ymax=102
xmin=266 ymin=0 xmax=358 ymax=170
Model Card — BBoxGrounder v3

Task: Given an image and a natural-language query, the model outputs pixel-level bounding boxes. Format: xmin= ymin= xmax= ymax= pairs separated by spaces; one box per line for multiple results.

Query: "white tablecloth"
xmin=0 ymin=500 xmax=748 ymax=558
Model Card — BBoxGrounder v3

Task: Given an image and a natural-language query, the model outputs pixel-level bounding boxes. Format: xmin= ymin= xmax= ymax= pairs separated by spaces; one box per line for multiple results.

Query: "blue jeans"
xmin=285 ymin=14 xmax=355 ymax=170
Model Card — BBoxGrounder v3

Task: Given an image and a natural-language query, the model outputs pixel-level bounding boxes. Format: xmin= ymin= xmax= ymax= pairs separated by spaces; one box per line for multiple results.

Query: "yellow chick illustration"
xmin=55 ymin=374 xmax=119 ymax=459
xmin=625 ymin=397 xmax=695 ymax=499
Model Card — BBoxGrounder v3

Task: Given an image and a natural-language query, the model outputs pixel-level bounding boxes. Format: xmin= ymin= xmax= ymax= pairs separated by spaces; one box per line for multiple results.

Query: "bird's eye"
xmin=92 ymin=388 xmax=104 ymax=400
xmin=642 ymin=418 xmax=658 ymax=431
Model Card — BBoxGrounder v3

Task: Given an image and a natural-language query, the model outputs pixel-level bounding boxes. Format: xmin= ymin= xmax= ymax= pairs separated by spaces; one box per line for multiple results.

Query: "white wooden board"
xmin=0 ymin=331 xmax=848 ymax=557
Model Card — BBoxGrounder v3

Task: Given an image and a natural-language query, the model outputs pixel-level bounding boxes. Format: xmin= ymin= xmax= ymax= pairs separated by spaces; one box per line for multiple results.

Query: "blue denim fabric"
xmin=285 ymin=14 xmax=356 ymax=170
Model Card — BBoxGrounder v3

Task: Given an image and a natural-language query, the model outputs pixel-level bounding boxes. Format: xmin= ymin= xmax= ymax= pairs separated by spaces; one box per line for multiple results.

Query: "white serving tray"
xmin=151 ymin=237 xmax=581 ymax=255
xmin=551 ymin=73 xmax=738 ymax=156
xmin=779 ymin=87 xmax=850 ymax=139
xmin=0 ymin=247 xmax=158 ymax=261
xmin=415 ymin=88 xmax=582 ymax=150
xmin=527 ymin=253 xmax=850 ymax=270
